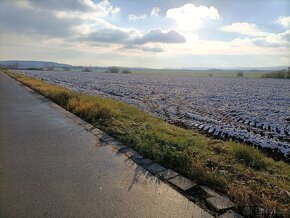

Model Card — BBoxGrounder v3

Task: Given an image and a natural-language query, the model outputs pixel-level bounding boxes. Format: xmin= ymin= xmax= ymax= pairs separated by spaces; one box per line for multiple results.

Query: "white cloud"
xmin=151 ymin=7 xmax=160 ymax=17
xmin=26 ymin=0 xmax=120 ymax=16
xmin=0 ymin=0 xmax=122 ymax=38
xmin=82 ymin=28 xmax=186 ymax=45
xmin=71 ymin=23 xmax=95 ymax=35
xmin=220 ymin=22 xmax=268 ymax=36
xmin=82 ymin=27 xmax=139 ymax=44
xmin=166 ymin=3 xmax=219 ymax=30
xmin=128 ymin=14 xmax=147 ymax=21
xmin=136 ymin=29 xmax=186 ymax=44
xmin=120 ymin=45 xmax=164 ymax=53
xmin=220 ymin=21 xmax=290 ymax=48
xmin=252 ymin=30 xmax=290 ymax=47
xmin=128 ymin=6 xmax=160 ymax=21
xmin=97 ymin=0 xmax=120 ymax=16
xmin=277 ymin=16 xmax=290 ymax=29
xmin=161 ymin=36 xmax=289 ymax=58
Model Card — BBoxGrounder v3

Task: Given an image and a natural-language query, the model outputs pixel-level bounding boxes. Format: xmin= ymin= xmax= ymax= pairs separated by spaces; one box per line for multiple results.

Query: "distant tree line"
xmin=261 ymin=67 xmax=290 ymax=79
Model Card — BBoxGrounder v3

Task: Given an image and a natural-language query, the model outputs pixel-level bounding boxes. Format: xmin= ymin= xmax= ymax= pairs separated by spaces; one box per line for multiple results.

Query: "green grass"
xmin=230 ymin=144 xmax=267 ymax=170
xmin=3 ymin=69 xmax=290 ymax=216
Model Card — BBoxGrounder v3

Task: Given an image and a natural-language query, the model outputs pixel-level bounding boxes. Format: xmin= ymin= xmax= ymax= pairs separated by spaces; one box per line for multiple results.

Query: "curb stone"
xmin=201 ymin=186 xmax=223 ymax=198
xmin=206 ymin=196 xmax=235 ymax=211
xmin=91 ymin=128 xmax=104 ymax=136
xmin=217 ymin=210 xmax=244 ymax=218
xmin=144 ymin=163 xmax=167 ymax=174
xmin=168 ymin=175 xmax=197 ymax=191
xmin=119 ymin=148 xmax=143 ymax=159
xmin=99 ymin=133 xmax=116 ymax=142
xmin=157 ymin=169 xmax=179 ymax=180
xmin=106 ymin=141 xmax=128 ymax=151
xmin=133 ymin=158 xmax=153 ymax=167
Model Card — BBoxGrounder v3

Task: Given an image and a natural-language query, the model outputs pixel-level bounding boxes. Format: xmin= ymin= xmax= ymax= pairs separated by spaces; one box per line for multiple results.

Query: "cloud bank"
xmin=83 ymin=29 xmax=186 ymax=45
xmin=166 ymin=3 xmax=219 ymax=30
xmin=220 ymin=22 xmax=268 ymax=36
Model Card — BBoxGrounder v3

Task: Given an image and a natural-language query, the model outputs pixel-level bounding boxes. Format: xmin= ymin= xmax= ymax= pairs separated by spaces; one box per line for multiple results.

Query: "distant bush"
xmin=121 ymin=70 xmax=132 ymax=74
xmin=104 ymin=67 xmax=131 ymax=74
xmin=82 ymin=67 xmax=92 ymax=72
xmin=261 ymin=68 xmax=289 ymax=79
xmin=236 ymin=71 xmax=244 ymax=77
xmin=208 ymin=74 xmax=213 ymax=77
xmin=107 ymin=66 xmax=120 ymax=73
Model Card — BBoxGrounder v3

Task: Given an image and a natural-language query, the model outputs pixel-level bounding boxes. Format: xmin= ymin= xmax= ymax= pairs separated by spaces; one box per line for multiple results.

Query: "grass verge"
xmin=4 ymin=69 xmax=290 ymax=216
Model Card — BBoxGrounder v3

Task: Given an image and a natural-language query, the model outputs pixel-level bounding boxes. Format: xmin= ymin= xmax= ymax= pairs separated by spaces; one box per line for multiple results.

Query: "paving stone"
xmin=144 ymin=163 xmax=167 ymax=174
xmin=157 ymin=169 xmax=179 ymax=180
xmin=200 ymin=186 xmax=221 ymax=197
xmin=78 ymin=119 xmax=89 ymax=127
xmin=168 ymin=175 xmax=197 ymax=191
xmin=118 ymin=148 xmax=142 ymax=159
xmin=84 ymin=123 xmax=95 ymax=131
xmin=62 ymin=110 xmax=76 ymax=118
xmin=133 ymin=158 xmax=153 ymax=167
xmin=75 ymin=119 xmax=88 ymax=126
xmin=68 ymin=114 xmax=79 ymax=121
xmin=206 ymin=196 xmax=235 ymax=211
xmin=218 ymin=210 xmax=244 ymax=218
xmin=91 ymin=128 xmax=104 ymax=136
xmin=107 ymin=141 xmax=127 ymax=150
xmin=99 ymin=133 xmax=115 ymax=142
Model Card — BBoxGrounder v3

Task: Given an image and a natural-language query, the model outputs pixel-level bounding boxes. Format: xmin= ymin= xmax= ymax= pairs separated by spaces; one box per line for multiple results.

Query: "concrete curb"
xmin=8 ymin=73 xmax=244 ymax=218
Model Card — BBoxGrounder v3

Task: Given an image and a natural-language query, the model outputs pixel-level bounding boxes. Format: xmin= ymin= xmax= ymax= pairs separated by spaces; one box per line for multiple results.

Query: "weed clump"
xmin=231 ymin=144 xmax=267 ymax=170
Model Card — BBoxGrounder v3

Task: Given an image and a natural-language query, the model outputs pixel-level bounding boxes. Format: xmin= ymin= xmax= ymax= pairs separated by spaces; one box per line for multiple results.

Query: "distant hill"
xmin=0 ymin=60 xmax=72 ymax=69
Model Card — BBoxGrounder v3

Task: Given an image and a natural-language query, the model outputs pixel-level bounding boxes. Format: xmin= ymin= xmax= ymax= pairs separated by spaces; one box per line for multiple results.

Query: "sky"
xmin=0 ymin=0 xmax=289 ymax=68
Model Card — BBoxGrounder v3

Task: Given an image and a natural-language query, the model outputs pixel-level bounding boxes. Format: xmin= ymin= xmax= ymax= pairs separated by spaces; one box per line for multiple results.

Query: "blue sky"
xmin=0 ymin=0 xmax=289 ymax=68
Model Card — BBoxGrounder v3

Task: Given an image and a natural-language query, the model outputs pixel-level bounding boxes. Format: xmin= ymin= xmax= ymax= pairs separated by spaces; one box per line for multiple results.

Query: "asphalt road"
xmin=0 ymin=72 xmax=212 ymax=218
